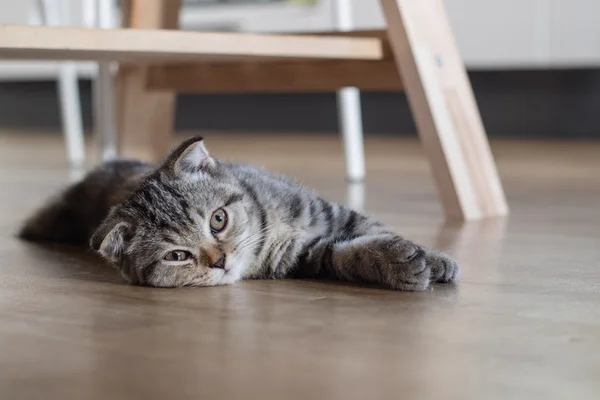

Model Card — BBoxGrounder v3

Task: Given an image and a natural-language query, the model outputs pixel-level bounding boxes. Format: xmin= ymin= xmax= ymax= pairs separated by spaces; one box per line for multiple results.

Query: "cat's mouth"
xmin=223 ymin=260 xmax=234 ymax=274
xmin=211 ymin=254 xmax=226 ymax=269
xmin=214 ymin=253 xmax=233 ymax=274
xmin=221 ymin=256 xmax=239 ymax=278
xmin=216 ymin=252 xmax=245 ymax=284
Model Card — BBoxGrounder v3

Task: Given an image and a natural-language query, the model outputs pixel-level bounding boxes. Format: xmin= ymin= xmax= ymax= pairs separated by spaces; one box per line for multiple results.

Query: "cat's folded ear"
xmin=164 ymin=136 xmax=215 ymax=178
xmin=90 ymin=220 xmax=131 ymax=264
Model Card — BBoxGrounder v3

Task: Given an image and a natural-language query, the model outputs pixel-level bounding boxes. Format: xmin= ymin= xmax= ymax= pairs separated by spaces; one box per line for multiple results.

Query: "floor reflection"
xmin=346 ymin=182 xmax=364 ymax=211
xmin=435 ymin=217 xmax=507 ymax=281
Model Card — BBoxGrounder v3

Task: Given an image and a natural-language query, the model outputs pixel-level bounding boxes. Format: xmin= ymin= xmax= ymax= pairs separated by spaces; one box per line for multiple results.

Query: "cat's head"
xmin=90 ymin=137 xmax=254 ymax=287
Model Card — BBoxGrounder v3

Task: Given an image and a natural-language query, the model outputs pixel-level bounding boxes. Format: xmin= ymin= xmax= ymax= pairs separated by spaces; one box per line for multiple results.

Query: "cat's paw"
xmin=378 ymin=240 xmax=460 ymax=291
xmin=425 ymin=249 xmax=460 ymax=283
xmin=378 ymin=239 xmax=431 ymax=291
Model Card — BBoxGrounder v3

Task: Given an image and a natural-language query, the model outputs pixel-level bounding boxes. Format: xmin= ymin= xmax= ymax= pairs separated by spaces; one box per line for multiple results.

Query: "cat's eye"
xmin=164 ymin=250 xmax=192 ymax=262
xmin=210 ymin=208 xmax=228 ymax=233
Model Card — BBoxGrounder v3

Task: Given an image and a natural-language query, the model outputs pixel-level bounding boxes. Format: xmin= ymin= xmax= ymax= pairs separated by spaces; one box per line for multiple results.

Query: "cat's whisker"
xmin=231 ymin=217 xmax=299 ymax=254
xmin=238 ymin=219 xmax=290 ymax=242
xmin=233 ymin=228 xmax=282 ymax=253
xmin=233 ymin=221 xmax=287 ymax=250
xmin=233 ymin=234 xmax=272 ymax=253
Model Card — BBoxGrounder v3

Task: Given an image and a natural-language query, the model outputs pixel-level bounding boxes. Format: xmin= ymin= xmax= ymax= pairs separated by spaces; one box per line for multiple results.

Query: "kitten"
xmin=19 ymin=136 xmax=459 ymax=290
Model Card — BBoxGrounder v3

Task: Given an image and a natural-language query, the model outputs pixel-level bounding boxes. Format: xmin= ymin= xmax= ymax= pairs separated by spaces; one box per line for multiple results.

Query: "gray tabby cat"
xmin=20 ymin=136 xmax=459 ymax=290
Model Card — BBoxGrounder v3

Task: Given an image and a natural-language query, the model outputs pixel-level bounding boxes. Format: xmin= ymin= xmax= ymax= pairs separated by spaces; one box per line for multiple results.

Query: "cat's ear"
xmin=90 ymin=221 xmax=131 ymax=264
xmin=166 ymin=136 xmax=215 ymax=177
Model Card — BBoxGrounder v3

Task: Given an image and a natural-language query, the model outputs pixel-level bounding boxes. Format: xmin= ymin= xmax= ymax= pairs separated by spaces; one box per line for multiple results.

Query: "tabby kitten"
xmin=20 ymin=136 xmax=459 ymax=290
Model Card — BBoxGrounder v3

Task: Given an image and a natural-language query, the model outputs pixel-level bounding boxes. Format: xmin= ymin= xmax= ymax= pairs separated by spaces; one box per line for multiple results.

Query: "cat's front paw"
xmin=378 ymin=240 xmax=459 ymax=291
xmin=426 ymin=249 xmax=460 ymax=283
xmin=378 ymin=239 xmax=431 ymax=291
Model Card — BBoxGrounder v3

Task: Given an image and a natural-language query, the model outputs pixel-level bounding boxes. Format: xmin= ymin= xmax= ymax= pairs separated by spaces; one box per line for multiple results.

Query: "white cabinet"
xmin=548 ymin=0 xmax=600 ymax=66
xmin=447 ymin=0 xmax=600 ymax=67
xmin=241 ymin=0 xmax=600 ymax=68
xmin=444 ymin=0 xmax=549 ymax=68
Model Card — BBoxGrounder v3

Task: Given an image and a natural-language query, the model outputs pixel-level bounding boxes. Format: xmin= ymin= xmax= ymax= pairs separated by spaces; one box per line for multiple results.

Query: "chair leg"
xmin=92 ymin=0 xmax=118 ymax=161
xmin=39 ymin=0 xmax=85 ymax=167
xmin=333 ymin=0 xmax=365 ymax=182
xmin=379 ymin=0 xmax=508 ymax=221
xmin=115 ymin=0 xmax=180 ymax=162
xmin=94 ymin=62 xmax=118 ymax=161
xmin=57 ymin=62 xmax=86 ymax=167
xmin=337 ymin=87 xmax=366 ymax=183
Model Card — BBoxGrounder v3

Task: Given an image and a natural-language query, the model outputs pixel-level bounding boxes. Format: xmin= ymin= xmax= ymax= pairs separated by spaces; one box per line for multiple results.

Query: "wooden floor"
xmin=1 ymin=131 xmax=600 ymax=399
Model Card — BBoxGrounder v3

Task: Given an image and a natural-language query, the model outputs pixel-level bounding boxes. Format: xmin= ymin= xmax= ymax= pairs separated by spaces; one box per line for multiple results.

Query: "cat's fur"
xmin=19 ymin=136 xmax=459 ymax=290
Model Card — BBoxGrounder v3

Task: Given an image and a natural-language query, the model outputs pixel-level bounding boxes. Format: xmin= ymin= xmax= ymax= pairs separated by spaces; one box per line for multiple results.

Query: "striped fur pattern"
xmin=19 ymin=137 xmax=459 ymax=290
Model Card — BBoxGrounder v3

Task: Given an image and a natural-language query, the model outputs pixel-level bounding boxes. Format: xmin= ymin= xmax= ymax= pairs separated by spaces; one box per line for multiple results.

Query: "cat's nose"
xmin=211 ymin=254 xmax=226 ymax=269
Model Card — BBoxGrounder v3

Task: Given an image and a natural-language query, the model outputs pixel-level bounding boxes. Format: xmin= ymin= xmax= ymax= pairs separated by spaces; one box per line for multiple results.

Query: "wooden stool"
xmin=0 ymin=0 xmax=507 ymax=221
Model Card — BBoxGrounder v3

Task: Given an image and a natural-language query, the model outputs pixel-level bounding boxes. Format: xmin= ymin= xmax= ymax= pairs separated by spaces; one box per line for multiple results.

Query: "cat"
xmin=19 ymin=136 xmax=459 ymax=290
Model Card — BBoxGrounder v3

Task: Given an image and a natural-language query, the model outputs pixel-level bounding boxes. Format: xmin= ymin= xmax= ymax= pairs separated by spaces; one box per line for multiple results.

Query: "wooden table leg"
xmin=116 ymin=0 xmax=180 ymax=161
xmin=379 ymin=0 xmax=508 ymax=221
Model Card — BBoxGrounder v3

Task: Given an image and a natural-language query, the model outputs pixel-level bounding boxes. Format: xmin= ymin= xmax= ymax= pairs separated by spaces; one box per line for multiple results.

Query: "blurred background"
xmin=0 ymin=0 xmax=599 ymax=139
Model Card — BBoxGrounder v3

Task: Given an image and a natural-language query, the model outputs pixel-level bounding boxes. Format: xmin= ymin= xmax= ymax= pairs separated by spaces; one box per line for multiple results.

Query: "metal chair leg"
xmin=90 ymin=0 xmax=118 ymax=161
xmin=333 ymin=0 xmax=365 ymax=183
xmin=39 ymin=0 xmax=86 ymax=167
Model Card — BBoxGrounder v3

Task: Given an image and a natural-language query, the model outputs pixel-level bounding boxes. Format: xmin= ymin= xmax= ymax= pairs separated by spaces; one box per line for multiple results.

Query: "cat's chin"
xmin=220 ymin=271 xmax=241 ymax=285
xmin=219 ymin=263 xmax=243 ymax=285
xmin=219 ymin=252 xmax=251 ymax=285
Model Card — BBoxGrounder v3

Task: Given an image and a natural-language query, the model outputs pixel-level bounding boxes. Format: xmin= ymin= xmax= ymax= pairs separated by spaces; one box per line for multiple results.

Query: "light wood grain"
xmin=115 ymin=0 xmax=180 ymax=162
xmin=300 ymin=29 xmax=394 ymax=60
xmin=146 ymin=59 xmax=403 ymax=93
xmin=0 ymin=25 xmax=383 ymax=63
xmin=1 ymin=131 xmax=600 ymax=400
xmin=380 ymin=0 xmax=508 ymax=221
xmin=144 ymin=30 xmax=398 ymax=93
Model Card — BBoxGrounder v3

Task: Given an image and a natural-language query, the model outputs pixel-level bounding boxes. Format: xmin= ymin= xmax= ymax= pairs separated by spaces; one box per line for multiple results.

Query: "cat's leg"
xmin=296 ymin=232 xmax=459 ymax=291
